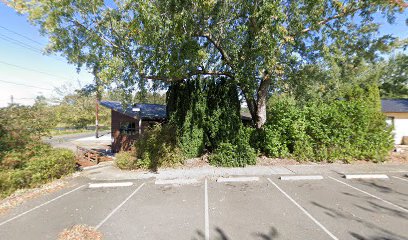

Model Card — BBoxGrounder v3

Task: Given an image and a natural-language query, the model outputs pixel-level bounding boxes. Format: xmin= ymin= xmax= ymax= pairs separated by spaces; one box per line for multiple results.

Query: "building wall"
xmin=110 ymin=110 xmax=161 ymax=152
xmin=384 ymin=112 xmax=408 ymax=145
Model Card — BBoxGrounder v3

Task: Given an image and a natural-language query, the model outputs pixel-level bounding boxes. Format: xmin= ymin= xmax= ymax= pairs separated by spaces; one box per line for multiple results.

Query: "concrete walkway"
xmin=82 ymin=161 xmax=408 ymax=181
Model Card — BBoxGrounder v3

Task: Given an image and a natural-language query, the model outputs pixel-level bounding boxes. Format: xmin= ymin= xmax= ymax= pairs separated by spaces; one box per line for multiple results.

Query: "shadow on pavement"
xmin=357 ymin=180 xmax=408 ymax=197
xmin=192 ymin=226 xmax=279 ymax=240
xmin=311 ymin=201 xmax=407 ymax=240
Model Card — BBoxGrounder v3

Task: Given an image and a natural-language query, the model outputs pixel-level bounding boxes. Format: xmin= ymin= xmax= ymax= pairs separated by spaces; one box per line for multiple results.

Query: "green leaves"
xmin=379 ymin=53 xmax=408 ymax=98
xmin=8 ymin=0 xmax=406 ymax=127
xmin=261 ymin=86 xmax=393 ymax=162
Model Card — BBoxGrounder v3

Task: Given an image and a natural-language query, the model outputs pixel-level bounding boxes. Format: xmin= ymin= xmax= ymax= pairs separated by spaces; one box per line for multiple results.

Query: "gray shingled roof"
xmin=381 ymin=99 xmax=408 ymax=113
xmin=100 ymin=101 xmax=167 ymax=120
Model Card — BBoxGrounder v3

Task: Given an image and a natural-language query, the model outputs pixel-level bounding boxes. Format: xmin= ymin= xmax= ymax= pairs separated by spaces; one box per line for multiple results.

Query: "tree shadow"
xmin=311 ymin=201 xmax=407 ymax=240
xmin=349 ymin=231 xmax=406 ymax=240
xmin=356 ymin=180 xmax=408 ymax=197
xmin=354 ymin=201 xmax=408 ymax=220
xmin=192 ymin=226 xmax=278 ymax=240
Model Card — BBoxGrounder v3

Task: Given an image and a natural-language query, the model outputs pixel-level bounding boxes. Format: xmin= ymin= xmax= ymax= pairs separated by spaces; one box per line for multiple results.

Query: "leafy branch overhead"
xmin=8 ymin=0 xmax=407 ymax=128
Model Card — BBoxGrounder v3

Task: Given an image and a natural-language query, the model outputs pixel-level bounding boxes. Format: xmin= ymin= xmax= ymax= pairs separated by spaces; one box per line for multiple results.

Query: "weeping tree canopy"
xmin=8 ymin=0 xmax=407 ymax=128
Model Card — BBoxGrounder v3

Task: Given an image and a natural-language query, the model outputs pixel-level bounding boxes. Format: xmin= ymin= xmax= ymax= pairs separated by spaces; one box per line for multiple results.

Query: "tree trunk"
xmin=255 ymin=75 xmax=271 ymax=129
xmin=239 ymin=76 xmax=271 ymax=129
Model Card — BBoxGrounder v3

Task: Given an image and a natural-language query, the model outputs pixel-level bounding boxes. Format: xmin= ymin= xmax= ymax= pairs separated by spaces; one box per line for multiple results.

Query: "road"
xmin=43 ymin=131 xmax=111 ymax=151
xmin=0 ymin=164 xmax=407 ymax=240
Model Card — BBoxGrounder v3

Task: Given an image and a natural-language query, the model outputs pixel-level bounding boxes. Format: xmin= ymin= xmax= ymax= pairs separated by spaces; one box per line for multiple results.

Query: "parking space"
xmin=344 ymin=176 xmax=408 ymax=210
xmin=273 ymin=175 xmax=408 ymax=240
xmin=208 ymin=178 xmax=327 ymax=240
xmin=99 ymin=182 xmax=205 ymax=240
xmin=0 ymin=173 xmax=407 ymax=240
xmin=0 ymin=181 xmax=144 ymax=240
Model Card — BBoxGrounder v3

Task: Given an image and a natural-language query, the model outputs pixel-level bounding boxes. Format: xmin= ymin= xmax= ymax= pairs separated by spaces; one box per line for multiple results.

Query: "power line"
xmin=0 ymin=25 xmax=44 ymax=46
xmin=0 ymin=33 xmax=43 ymax=53
xmin=0 ymin=33 xmax=66 ymax=63
xmin=0 ymin=60 xmax=73 ymax=81
xmin=0 ymin=79 xmax=54 ymax=91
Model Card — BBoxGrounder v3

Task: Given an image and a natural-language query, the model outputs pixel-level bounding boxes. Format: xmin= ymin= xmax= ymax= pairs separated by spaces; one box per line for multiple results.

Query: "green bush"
xmin=259 ymin=85 xmax=393 ymax=162
xmin=209 ymin=127 xmax=257 ymax=167
xmin=26 ymin=148 xmax=76 ymax=185
xmin=115 ymin=151 xmax=137 ymax=170
xmin=209 ymin=142 xmax=257 ymax=167
xmin=136 ymin=124 xmax=184 ymax=171
xmin=0 ymin=146 xmax=76 ymax=198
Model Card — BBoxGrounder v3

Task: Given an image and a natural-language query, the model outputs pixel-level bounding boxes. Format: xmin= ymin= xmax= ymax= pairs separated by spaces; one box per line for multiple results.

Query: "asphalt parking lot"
xmin=0 ymin=172 xmax=407 ymax=240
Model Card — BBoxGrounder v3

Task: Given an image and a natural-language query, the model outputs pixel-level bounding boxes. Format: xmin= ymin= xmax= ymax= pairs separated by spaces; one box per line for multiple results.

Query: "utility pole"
xmin=95 ymin=96 xmax=99 ymax=138
xmin=93 ymin=67 xmax=100 ymax=139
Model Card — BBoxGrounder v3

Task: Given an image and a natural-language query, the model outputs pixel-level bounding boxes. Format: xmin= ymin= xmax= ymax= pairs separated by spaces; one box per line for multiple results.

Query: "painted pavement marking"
xmin=344 ymin=174 xmax=389 ymax=180
xmin=88 ymin=182 xmax=133 ymax=188
xmin=280 ymin=175 xmax=323 ymax=181
xmin=216 ymin=177 xmax=260 ymax=183
xmin=329 ymin=176 xmax=408 ymax=213
xmin=267 ymin=178 xmax=339 ymax=240
xmin=204 ymin=178 xmax=210 ymax=240
xmin=392 ymin=176 xmax=408 ymax=183
xmin=95 ymin=183 xmax=145 ymax=229
xmin=0 ymin=185 xmax=85 ymax=227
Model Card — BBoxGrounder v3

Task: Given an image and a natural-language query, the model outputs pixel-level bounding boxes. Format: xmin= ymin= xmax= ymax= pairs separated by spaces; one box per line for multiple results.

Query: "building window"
xmin=120 ymin=122 xmax=137 ymax=135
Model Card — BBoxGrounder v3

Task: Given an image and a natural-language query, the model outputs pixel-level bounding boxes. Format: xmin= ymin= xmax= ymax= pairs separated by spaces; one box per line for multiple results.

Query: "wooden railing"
xmin=76 ymin=146 xmax=110 ymax=165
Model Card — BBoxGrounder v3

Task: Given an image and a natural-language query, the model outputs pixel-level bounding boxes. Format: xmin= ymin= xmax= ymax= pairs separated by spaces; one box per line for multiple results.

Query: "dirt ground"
xmin=181 ymin=150 xmax=408 ymax=169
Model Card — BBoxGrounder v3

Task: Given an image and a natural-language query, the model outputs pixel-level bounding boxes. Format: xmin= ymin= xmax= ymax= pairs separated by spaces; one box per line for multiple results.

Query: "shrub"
xmin=26 ymin=148 xmax=76 ymax=186
xmin=259 ymin=85 xmax=393 ymax=162
xmin=209 ymin=127 xmax=257 ymax=167
xmin=115 ymin=151 xmax=137 ymax=170
xmin=209 ymin=142 xmax=257 ymax=167
xmin=136 ymin=124 xmax=184 ymax=171
xmin=0 ymin=146 xmax=76 ymax=198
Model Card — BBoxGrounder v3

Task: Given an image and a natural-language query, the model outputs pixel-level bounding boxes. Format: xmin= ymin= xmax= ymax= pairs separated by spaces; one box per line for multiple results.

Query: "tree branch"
xmin=301 ymin=5 xmax=361 ymax=33
xmin=196 ymin=32 xmax=232 ymax=65
xmin=141 ymin=70 xmax=234 ymax=82
xmin=72 ymin=19 xmax=119 ymax=48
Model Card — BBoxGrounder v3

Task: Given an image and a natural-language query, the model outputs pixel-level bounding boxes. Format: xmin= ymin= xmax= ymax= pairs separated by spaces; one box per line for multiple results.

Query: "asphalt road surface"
xmin=43 ymin=131 xmax=111 ymax=151
xmin=0 ymin=170 xmax=407 ymax=240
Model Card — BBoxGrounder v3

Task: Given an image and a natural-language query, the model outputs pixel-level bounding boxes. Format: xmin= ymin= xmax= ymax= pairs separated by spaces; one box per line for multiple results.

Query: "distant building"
xmin=100 ymin=101 xmax=166 ymax=152
xmin=382 ymin=99 xmax=408 ymax=145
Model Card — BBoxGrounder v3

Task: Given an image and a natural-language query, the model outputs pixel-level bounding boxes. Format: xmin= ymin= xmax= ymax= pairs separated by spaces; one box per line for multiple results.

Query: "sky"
xmin=0 ymin=3 xmax=94 ymax=107
xmin=0 ymin=3 xmax=407 ymax=107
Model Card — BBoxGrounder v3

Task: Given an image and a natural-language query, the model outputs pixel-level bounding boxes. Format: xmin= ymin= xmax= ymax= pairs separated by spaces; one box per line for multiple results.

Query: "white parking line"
xmin=204 ymin=178 xmax=210 ymax=240
xmin=0 ymin=185 xmax=85 ymax=227
xmin=216 ymin=177 xmax=259 ymax=183
xmin=267 ymin=178 xmax=339 ymax=240
xmin=95 ymin=183 xmax=145 ymax=229
xmin=344 ymin=174 xmax=389 ymax=179
xmin=155 ymin=178 xmax=199 ymax=185
xmin=89 ymin=182 xmax=133 ymax=188
xmin=280 ymin=175 xmax=323 ymax=181
xmin=329 ymin=177 xmax=408 ymax=213
xmin=392 ymin=176 xmax=408 ymax=183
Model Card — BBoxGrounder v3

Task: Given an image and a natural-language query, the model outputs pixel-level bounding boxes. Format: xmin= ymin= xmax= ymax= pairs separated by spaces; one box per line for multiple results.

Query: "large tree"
xmin=379 ymin=53 xmax=408 ymax=98
xmin=8 ymin=0 xmax=407 ymax=128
